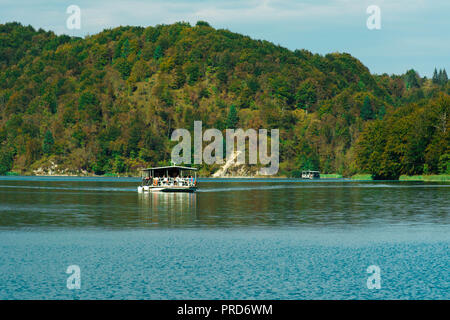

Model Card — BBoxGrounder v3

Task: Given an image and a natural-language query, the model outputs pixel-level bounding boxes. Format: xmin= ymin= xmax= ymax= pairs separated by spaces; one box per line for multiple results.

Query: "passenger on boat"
xmin=143 ymin=176 xmax=151 ymax=186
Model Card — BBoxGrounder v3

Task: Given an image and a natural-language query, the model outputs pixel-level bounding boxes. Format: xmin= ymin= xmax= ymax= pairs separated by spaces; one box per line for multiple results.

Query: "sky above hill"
xmin=1 ymin=0 xmax=449 ymax=77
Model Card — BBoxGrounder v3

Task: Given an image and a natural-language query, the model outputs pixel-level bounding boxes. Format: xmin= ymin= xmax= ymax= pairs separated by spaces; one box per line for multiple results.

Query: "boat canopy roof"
xmin=141 ymin=165 xmax=198 ymax=172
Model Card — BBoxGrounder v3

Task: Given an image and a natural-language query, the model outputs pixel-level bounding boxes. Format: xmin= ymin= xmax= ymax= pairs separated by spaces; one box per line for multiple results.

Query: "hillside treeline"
xmin=0 ymin=21 xmax=448 ymax=178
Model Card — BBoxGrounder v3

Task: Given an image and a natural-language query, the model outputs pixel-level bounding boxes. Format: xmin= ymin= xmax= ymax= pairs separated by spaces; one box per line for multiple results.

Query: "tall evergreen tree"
xmin=226 ymin=105 xmax=238 ymax=129
xmin=432 ymin=68 xmax=439 ymax=84
xmin=404 ymin=69 xmax=420 ymax=89
xmin=121 ymin=39 xmax=130 ymax=58
xmin=42 ymin=130 xmax=54 ymax=155
xmin=153 ymin=45 xmax=163 ymax=60
xmin=361 ymin=96 xmax=374 ymax=120
xmin=439 ymin=69 xmax=448 ymax=85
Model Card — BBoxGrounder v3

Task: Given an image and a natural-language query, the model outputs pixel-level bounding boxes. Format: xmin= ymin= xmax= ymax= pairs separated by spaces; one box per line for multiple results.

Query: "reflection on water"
xmin=138 ymin=192 xmax=197 ymax=226
xmin=0 ymin=177 xmax=448 ymax=229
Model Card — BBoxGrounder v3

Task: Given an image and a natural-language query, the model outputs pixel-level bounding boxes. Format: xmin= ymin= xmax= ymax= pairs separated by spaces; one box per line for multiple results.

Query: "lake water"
xmin=0 ymin=177 xmax=448 ymax=299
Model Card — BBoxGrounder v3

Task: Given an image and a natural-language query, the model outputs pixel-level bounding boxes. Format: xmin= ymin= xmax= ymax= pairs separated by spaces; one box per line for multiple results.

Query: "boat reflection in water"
xmin=138 ymin=191 xmax=197 ymax=227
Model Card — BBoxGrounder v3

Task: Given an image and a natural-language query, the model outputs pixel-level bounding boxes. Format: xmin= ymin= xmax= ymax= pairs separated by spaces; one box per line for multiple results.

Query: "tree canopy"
xmin=0 ymin=22 xmax=448 ymax=177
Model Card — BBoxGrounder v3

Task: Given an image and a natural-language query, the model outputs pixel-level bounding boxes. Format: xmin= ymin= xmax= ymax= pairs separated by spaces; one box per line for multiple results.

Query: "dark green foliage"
xmin=357 ymin=94 xmax=449 ymax=179
xmin=43 ymin=91 xmax=57 ymax=114
xmin=79 ymin=91 xmax=97 ymax=110
xmin=216 ymin=68 xmax=228 ymax=84
xmin=270 ymin=76 xmax=294 ymax=105
xmin=226 ymin=105 xmax=238 ymax=129
xmin=404 ymin=69 xmax=420 ymax=89
xmin=185 ymin=63 xmax=199 ymax=85
xmin=432 ymin=68 xmax=439 ymax=84
xmin=42 ymin=130 xmax=54 ymax=154
xmin=196 ymin=21 xmax=211 ymax=27
xmin=121 ymin=39 xmax=130 ymax=58
xmin=433 ymin=68 xmax=448 ymax=86
xmin=377 ymin=105 xmax=386 ymax=119
xmin=295 ymin=81 xmax=316 ymax=110
xmin=0 ymin=146 xmax=14 ymax=174
xmin=114 ymin=57 xmax=132 ymax=79
xmin=291 ymin=170 xmax=302 ymax=178
xmin=361 ymin=96 xmax=374 ymax=120
xmin=113 ymin=155 xmax=126 ymax=173
xmin=438 ymin=69 xmax=448 ymax=85
xmin=78 ymin=90 xmax=102 ymax=121
xmin=438 ymin=153 xmax=450 ymax=174
xmin=153 ymin=45 xmax=163 ymax=60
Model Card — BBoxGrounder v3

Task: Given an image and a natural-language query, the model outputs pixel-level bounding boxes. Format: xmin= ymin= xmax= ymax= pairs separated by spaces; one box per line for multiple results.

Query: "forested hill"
xmin=0 ymin=21 xmax=449 ymax=178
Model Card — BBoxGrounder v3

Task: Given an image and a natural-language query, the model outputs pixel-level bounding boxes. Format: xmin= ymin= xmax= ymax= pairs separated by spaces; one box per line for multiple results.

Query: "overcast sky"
xmin=1 ymin=0 xmax=449 ymax=77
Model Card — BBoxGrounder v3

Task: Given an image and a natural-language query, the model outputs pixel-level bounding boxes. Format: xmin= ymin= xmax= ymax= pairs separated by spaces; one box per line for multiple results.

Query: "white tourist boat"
xmin=138 ymin=165 xmax=198 ymax=193
xmin=301 ymin=170 xmax=320 ymax=179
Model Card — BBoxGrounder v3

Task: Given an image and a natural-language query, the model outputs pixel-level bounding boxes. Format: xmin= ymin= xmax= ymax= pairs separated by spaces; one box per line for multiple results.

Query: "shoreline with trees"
xmin=0 ymin=22 xmax=448 ymax=180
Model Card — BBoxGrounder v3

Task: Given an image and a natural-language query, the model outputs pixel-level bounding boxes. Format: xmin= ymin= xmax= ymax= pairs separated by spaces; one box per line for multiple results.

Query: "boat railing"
xmin=142 ymin=177 xmax=196 ymax=187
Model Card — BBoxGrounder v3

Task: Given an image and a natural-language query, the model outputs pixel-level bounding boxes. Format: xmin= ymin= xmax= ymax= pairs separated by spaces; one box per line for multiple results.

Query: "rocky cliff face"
xmin=212 ymin=151 xmax=259 ymax=177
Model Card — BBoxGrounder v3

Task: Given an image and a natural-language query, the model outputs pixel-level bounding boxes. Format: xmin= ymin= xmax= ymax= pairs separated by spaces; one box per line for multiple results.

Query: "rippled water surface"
xmin=0 ymin=177 xmax=449 ymax=299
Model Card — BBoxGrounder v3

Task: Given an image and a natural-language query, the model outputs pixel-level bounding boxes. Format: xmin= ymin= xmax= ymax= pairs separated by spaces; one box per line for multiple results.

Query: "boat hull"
xmin=138 ymin=186 xmax=197 ymax=193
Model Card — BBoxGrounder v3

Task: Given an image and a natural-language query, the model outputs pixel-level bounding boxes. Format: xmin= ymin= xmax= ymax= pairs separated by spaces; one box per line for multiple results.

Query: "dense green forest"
xmin=0 ymin=21 xmax=448 ymax=178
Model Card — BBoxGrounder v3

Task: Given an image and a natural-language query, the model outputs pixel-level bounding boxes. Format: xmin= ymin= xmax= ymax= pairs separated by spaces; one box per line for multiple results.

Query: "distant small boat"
xmin=301 ymin=170 xmax=320 ymax=179
xmin=138 ymin=165 xmax=198 ymax=193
